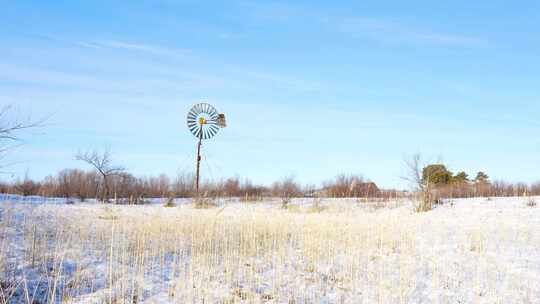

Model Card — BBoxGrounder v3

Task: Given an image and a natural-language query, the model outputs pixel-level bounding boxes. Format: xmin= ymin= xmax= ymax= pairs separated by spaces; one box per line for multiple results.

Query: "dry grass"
xmin=1 ymin=199 xmax=539 ymax=303
xmin=193 ymin=196 xmax=219 ymax=209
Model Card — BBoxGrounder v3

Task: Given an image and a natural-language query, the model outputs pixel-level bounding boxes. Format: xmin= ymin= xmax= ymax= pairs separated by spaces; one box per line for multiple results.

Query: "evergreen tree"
xmin=422 ymin=164 xmax=453 ymax=186
xmin=475 ymin=171 xmax=489 ymax=183
xmin=453 ymin=171 xmax=469 ymax=183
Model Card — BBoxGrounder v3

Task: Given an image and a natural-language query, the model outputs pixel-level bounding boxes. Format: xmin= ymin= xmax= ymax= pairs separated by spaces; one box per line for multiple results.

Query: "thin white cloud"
xmin=337 ymin=17 xmax=487 ymax=47
xmin=77 ymin=40 xmax=191 ymax=57
xmin=239 ymin=2 xmax=487 ymax=47
xmin=409 ymin=32 xmax=486 ymax=46
xmin=238 ymin=1 xmax=302 ymax=22
xmin=0 ymin=62 xmax=225 ymax=93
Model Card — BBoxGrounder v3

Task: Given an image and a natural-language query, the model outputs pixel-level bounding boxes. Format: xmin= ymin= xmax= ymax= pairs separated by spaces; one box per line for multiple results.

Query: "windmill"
xmin=187 ymin=103 xmax=227 ymax=194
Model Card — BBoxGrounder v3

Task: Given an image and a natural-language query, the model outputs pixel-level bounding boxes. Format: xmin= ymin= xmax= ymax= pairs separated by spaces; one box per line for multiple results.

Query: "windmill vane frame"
xmin=186 ymin=103 xmax=226 ymax=194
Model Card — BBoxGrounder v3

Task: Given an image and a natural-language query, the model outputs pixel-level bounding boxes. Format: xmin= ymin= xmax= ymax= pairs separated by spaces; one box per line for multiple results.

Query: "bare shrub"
xmin=323 ymin=174 xmax=380 ymax=198
xmin=526 ymin=197 xmax=537 ymax=207
xmin=223 ymin=177 xmax=240 ymax=197
xmin=280 ymin=197 xmax=290 ymax=209
xmin=414 ymin=189 xmax=437 ymax=212
xmin=238 ymin=178 xmax=267 ymax=200
xmin=172 ymin=172 xmax=195 ymax=197
xmin=403 ymin=153 xmax=434 ymax=212
xmin=56 ymin=169 xmax=97 ymax=201
xmin=193 ymin=194 xmax=218 ymax=209
xmin=531 ymin=182 xmax=540 ymax=196
xmin=272 ymin=176 xmax=301 ymax=209
xmin=13 ymin=171 xmax=40 ymax=196
xmin=164 ymin=197 xmax=176 ymax=208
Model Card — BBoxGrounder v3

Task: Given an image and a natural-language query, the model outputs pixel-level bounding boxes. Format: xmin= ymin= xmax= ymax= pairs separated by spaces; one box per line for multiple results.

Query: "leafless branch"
xmin=402 ymin=153 xmax=425 ymax=191
xmin=75 ymin=148 xmax=125 ymax=176
xmin=0 ymin=105 xmax=46 ymax=142
xmin=75 ymin=148 xmax=125 ymax=202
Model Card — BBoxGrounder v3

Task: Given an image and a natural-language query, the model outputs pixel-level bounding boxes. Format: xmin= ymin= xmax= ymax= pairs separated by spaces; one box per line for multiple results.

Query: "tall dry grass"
xmin=1 ymin=199 xmax=539 ymax=303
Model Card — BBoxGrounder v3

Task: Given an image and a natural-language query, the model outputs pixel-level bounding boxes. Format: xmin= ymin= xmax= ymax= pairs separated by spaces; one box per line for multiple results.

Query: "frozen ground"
xmin=0 ymin=196 xmax=539 ymax=303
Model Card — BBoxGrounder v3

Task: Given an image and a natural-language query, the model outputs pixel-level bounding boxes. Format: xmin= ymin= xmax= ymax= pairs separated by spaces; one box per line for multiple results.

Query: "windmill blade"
xmin=208 ymin=126 xmax=218 ymax=137
xmin=189 ymin=125 xmax=199 ymax=135
xmin=207 ymin=126 xmax=214 ymax=138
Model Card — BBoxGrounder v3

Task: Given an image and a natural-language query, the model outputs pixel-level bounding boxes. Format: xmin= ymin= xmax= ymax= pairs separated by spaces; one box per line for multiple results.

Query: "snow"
xmin=1 ymin=196 xmax=539 ymax=303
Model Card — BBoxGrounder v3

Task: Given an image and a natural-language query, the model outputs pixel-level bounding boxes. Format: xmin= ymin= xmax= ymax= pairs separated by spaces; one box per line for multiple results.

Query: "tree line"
xmin=0 ymin=170 xmax=388 ymax=202
xmin=2 ymin=162 xmax=539 ymax=203
xmin=418 ymin=163 xmax=540 ymax=198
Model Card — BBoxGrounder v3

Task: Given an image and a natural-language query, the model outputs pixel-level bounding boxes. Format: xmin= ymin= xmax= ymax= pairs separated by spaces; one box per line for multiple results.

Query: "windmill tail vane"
xmin=186 ymin=103 xmax=226 ymax=195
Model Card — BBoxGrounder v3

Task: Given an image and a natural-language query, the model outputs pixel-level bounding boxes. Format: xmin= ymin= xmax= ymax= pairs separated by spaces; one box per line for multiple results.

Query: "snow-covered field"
xmin=1 ymin=197 xmax=539 ymax=303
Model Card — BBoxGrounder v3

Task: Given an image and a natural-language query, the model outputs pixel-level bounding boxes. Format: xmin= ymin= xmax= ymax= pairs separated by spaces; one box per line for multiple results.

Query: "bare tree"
xmin=56 ymin=169 xmax=96 ymax=201
xmin=272 ymin=176 xmax=301 ymax=208
xmin=0 ymin=105 xmax=43 ymax=141
xmin=402 ymin=153 xmax=424 ymax=191
xmin=402 ymin=153 xmax=434 ymax=212
xmin=14 ymin=171 xmax=41 ymax=196
xmin=0 ymin=105 xmax=45 ymax=168
xmin=223 ymin=177 xmax=241 ymax=197
xmin=173 ymin=172 xmax=195 ymax=197
xmin=322 ymin=174 xmax=379 ymax=198
xmin=76 ymin=148 xmax=125 ymax=202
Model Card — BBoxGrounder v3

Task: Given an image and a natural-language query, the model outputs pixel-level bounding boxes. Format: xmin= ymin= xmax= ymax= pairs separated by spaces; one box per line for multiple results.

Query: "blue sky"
xmin=1 ymin=0 xmax=539 ymax=189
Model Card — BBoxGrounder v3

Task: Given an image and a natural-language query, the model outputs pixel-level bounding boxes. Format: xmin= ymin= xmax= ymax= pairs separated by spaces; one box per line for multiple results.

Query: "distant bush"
xmin=164 ymin=197 xmax=176 ymax=208
xmin=322 ymin=174 xmax=380 ymax=198
xmin=13 ymin=172 xmax=41 ymax=196
xmin=193 ymin=196 xmax=218 ymax=209
xmin=526 ymin=197 xmax=537 ymax=207
xmin=134 ymin=198 xmax=152 ymax=205
xmin=272 ymin=176 xmax=301 ymax=208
